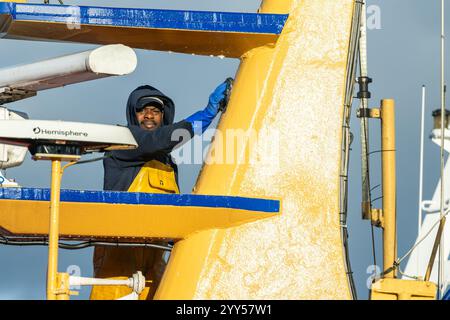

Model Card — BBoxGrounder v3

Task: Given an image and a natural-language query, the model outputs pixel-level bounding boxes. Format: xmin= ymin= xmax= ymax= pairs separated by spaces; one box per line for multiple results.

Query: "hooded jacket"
xmin=103 ymin=85 xmax=193 ymax=191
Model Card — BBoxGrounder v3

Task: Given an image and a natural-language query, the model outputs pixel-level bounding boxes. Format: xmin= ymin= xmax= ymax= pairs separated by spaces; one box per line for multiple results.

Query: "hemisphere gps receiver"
xmin=0 ymin=119 xmax=138 ymax=160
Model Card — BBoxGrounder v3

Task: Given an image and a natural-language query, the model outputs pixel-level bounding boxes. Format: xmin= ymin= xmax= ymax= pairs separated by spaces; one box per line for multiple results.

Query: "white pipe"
xmin=419 ymin=86 xmax=426 ymax=231
xmin=418 ymin=85 xmax=426 ymax=273
xmin=0 ymin=44 xmax=137 ymax=92
xmin=69 ymin=276 xmax=132 ymax=287
xmin=359 ymin=2 xmax=368 ymax=76
xmin=69 ymin=271 xmax=146 ymax=296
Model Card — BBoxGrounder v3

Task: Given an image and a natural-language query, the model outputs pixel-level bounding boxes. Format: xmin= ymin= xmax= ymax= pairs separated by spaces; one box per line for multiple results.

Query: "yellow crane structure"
xmin=0 ymin=0 xmax=440 ymax=300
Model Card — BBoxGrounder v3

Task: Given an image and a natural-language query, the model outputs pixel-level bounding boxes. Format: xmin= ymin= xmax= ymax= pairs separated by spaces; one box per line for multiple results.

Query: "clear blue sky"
xmin=0 ymin=0 xmax=446 ymax=300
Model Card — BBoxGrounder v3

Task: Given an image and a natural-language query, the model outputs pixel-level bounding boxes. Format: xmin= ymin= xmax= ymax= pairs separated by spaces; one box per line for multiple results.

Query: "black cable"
xmin=370 ymin=223 xmax=377 ymax=271
xmin=368 ymin=149 xmax=396 ymax=156
xmin=0 ymin=236 xmax=173 ymax=252
xmin=371 ymin=196 xmax=383 ymax=204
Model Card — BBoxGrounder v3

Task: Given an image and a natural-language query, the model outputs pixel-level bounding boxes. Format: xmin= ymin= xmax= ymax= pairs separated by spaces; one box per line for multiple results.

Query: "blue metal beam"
xmin=0 ymin=2 xmax=288 ymax=58
xmin=0 ymin=187 xmax=280 ymax=213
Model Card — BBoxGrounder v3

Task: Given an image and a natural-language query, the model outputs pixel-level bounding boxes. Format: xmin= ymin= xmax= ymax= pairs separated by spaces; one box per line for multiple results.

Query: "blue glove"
xmin=185 ymin=80 xmax=230 ymax=134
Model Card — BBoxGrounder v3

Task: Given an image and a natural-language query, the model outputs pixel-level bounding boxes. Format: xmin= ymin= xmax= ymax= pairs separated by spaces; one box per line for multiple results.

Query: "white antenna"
xmin=0 ymin=44 xmax=137 ymax=104
xmin=418 ymin=85 xmax=426 ymax=272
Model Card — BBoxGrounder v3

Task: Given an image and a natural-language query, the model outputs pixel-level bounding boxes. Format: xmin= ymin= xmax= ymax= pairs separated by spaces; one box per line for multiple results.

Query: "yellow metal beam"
xmin=0 ymin=198 xmax=278 ymax=240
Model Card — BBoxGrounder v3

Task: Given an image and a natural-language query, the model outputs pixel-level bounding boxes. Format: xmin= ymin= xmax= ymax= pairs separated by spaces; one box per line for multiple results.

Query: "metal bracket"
xmin=361 ymin=201 xmax=371 ymax=220
xmin=370 ymin=208 xmax=384 ymax=228
xmin=362 ymin=201 xmax=384 ymax=228
xmin=0 ymin=87 xmax=37 ymax=104
xmin=54 ymin=272 xmax=73 ymax=299
xmin=357 ymin=108 xmax=381 ymax=119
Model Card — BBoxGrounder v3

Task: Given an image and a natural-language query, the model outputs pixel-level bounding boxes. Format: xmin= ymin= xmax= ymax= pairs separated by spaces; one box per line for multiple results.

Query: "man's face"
xmin=136 ymin=105 xmax=164 ymax=131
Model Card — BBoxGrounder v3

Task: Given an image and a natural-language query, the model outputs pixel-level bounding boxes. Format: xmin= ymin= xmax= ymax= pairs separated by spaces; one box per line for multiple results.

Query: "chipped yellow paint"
xmin=156 ymin=0 xmax=356 ymax=300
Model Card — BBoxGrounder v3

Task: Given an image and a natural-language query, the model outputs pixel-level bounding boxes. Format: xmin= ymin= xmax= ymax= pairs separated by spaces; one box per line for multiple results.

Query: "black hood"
xmin=126 ymin=85 xmax=175 ymax=127
xmin=105 ymin=85 xmax=193 ymax=192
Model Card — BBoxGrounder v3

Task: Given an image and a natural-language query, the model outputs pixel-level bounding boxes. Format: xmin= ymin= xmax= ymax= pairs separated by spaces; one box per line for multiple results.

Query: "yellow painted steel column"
xmin=47 ymin=159 xmax=62 ymax=300
xmin=156 ymin=0 xmax=356 ymax=300
xmin=380 ymin=99 xmax=397 ymax=278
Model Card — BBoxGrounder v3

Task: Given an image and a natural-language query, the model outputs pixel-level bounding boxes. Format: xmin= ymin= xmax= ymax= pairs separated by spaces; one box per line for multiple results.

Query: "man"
xmin=90 ymin=81 xmax=230 ymax=300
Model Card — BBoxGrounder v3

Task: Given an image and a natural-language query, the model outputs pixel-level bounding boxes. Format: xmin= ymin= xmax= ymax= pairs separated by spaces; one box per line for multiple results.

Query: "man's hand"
xmin=205 ymin=79 xmax=233 ymax=117
xmin=185 ymin=78 xmax=234 ymax=134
